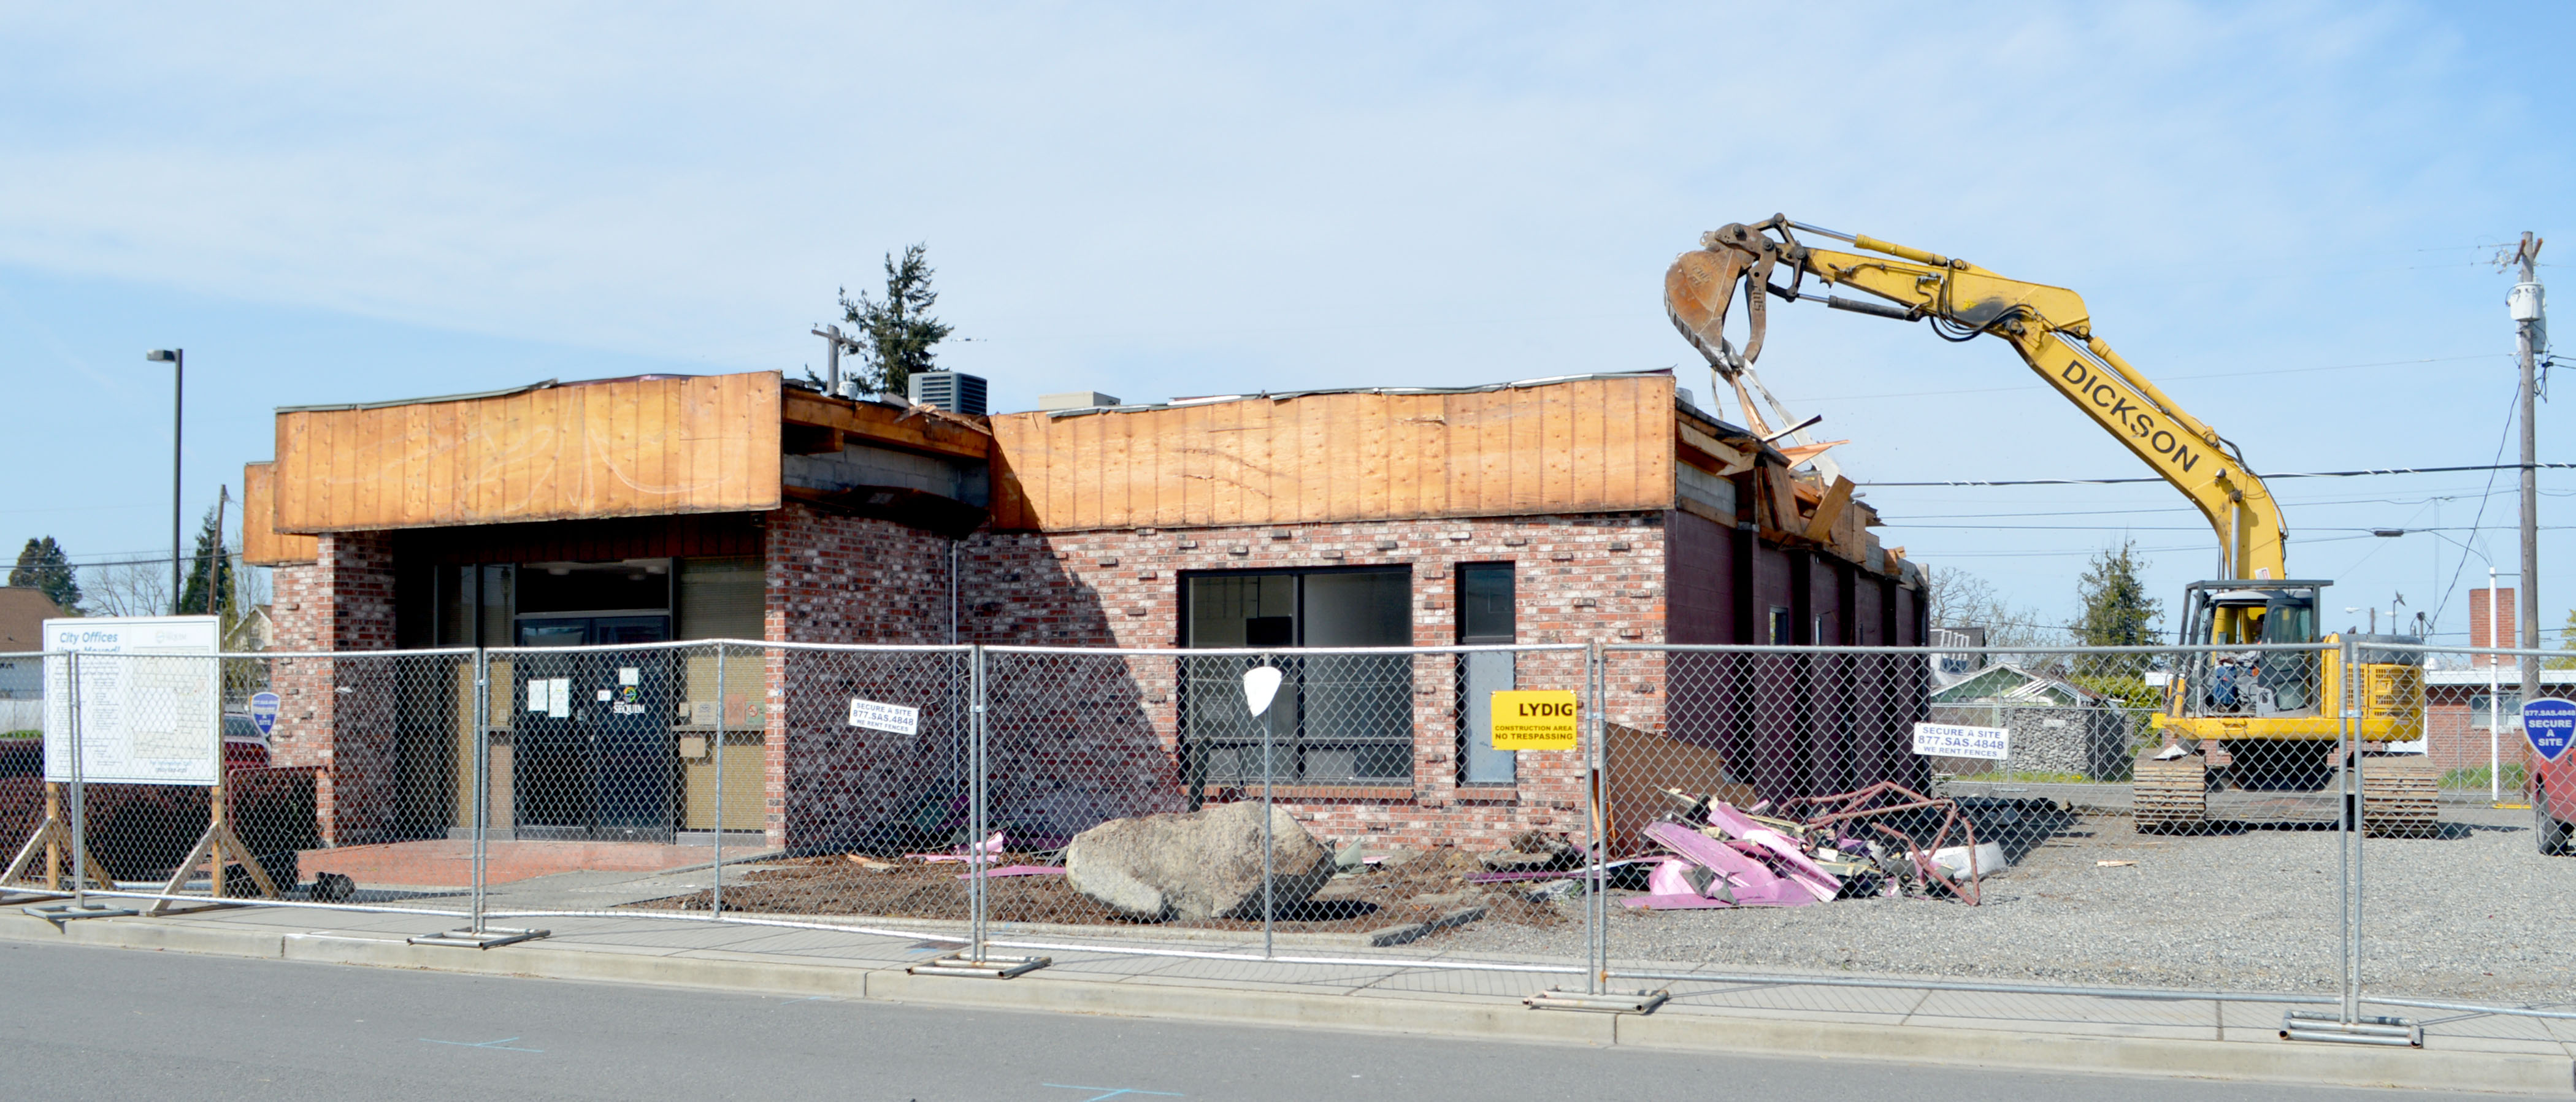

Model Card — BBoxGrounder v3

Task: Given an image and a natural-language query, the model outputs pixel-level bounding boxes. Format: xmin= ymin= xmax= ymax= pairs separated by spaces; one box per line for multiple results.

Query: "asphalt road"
xmin=0 ymin=940 xmax=2459 ymax=1101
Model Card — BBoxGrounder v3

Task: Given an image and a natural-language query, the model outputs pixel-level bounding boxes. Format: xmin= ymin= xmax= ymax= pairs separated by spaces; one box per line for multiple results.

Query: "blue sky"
xmin=2 ymin=2 xmax=2569 ymax=640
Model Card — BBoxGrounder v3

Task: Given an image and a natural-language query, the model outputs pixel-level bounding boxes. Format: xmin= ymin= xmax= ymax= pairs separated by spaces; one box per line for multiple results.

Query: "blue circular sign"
xmin=2523 ymin=697 xmax=2576 ymax=763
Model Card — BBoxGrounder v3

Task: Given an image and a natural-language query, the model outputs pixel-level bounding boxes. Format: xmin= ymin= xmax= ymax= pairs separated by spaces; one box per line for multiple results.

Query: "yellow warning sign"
xmin=1489 ymin=690 xmax=1579 ymax=751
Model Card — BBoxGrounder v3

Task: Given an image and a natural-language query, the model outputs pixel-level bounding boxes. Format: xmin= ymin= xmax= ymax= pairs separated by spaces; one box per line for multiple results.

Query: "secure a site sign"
xmin=2524 ymin=698 xmax=2576 ymax=763
xmin=1912 ymin=722 xmax=2010 ymax=761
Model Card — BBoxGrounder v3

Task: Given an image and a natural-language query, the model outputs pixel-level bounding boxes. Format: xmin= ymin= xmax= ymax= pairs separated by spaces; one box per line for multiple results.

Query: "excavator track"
xmin=2133 ymin=757 xmax=2208 ymax=833
xmin=2359 ymin=757 xmax=2441 ymax=838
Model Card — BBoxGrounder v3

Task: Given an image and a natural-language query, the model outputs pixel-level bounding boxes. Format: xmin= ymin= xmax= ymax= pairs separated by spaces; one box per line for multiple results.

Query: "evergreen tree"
xmin=175 ymin=504 xmax=234 ymax=620
xmin=837 ymin=243 xmax=953 ymax=395
xmin=2074 ymin=539 xmax=2162 ymax=687
xmin=2551 ymin=610 xmax=2576 ymax=670
xmin=8 ymin=536 xmax=80 ymax=611
xmin=2076 ymin=539 xmax=2162 ymax=647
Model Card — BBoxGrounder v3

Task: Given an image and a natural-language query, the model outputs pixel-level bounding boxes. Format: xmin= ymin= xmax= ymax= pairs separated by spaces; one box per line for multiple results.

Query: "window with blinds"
xmin=677 ymin=556 xmax=765 ymax=641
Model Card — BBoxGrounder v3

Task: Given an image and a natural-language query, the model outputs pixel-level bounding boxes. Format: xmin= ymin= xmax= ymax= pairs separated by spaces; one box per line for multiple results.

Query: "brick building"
xmin=242 ymin=369 xmax=1930 ymax=853
xmin=2414 ymin=589 xmax=2571 ymax=789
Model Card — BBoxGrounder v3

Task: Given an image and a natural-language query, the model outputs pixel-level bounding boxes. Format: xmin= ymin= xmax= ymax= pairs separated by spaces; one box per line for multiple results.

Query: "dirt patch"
xmin=624 ymin=848 xmax=1573 ymax=935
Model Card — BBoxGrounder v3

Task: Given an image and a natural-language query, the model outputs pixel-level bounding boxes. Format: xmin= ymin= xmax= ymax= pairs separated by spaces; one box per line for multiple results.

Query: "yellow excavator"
xmin=1663 ymin=215 xmax=2434 ymax=835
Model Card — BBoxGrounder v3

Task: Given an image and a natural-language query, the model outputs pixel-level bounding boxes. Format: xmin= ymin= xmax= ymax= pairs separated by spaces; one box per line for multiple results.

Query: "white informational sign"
xmin=42 ymin=616 xmax=223 ymax=786
xmin=527 ymin=678 xmax=573 ymax=718
xmin=848 ymin=698 xmax=920 ymax=735
xmin=1911 ymin=721 xmax=2010 ymax=762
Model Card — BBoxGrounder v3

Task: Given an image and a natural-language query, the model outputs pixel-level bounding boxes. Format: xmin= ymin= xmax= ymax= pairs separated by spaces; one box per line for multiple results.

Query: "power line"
xmin=2430 ymin=387 xmax=2525 ymax=629
xmin=1886 ymin=486 xmax=2576 ymax=522
xmin=1860 ymin=462 xmax=2576 ymax=488
xmin=1884 ymin=523 xmax=2574 ymax=533
xmin=1919 ymin=533 xmax=2382 ymax=559
xmin=1787 ymin=353 xmax=2501 ymax=404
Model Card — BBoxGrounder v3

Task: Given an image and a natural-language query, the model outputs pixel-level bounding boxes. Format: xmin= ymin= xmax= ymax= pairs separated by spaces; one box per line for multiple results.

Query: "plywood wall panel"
xmin=240 ymin=462 xmax=318 ymax=565
xmin=274 ymin=372 xmax=783 ymax=533
xmin=984 ymin=375 xmax=1679 ymax=532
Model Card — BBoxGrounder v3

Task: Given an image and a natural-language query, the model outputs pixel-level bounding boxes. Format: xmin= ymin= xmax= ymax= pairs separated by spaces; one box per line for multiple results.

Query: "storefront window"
xmin=1183 ymin=568 xmax=1412 ymax=787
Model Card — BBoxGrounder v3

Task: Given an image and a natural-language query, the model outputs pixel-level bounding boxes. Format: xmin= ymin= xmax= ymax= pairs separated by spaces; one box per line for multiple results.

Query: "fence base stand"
xmin=1525 ymin=987 xmax=1668 ymax=1014
xmin=908 ymin=954 xmax=1050 ymax=979
xmin=23 ymin=901 xmax=137 ymax=923
xmin=2280 ymin=1012 xmax=2421 ymax=1047
xmin=408 ymin=927 xmax=550 ymax=949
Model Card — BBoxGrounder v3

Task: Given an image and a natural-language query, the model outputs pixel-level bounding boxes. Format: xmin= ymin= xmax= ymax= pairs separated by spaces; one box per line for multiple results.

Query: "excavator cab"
xmin=2145 ymin=580 xmax=2436 ymax=834
xmin=2172 ymin=581 xmax=2326 ymax=720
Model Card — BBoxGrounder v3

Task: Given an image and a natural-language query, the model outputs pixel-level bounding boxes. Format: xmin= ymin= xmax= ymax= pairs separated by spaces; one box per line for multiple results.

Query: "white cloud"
xmin=0 ymin=1 xmax=2566 ymax=629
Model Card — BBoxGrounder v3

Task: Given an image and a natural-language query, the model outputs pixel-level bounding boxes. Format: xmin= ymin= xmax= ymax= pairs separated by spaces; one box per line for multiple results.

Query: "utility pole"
xmin=2510 ymin=234 xmax=2547 ymax=713
xmin=811 ymin=324 xmax=862 ymax=398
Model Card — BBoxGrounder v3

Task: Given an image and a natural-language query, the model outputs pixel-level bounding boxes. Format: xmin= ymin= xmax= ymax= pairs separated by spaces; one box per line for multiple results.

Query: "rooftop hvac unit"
xmin=907 ymin=371 xmax=988 ymax=416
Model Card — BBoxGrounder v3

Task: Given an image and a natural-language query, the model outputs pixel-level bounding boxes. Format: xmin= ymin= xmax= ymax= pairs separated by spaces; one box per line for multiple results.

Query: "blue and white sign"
xmin=2523 ymin=697 xmax=2576 ymax=763
xmin=248 ymin=692 xmax=280 ymax=737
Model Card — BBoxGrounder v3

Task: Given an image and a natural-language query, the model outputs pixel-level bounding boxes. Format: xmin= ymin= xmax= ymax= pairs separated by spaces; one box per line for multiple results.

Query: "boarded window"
xmin=678 ymin=556 xmax=766 ymax=641
xmin=1457 ymin=564 xmax=1516 ymax=786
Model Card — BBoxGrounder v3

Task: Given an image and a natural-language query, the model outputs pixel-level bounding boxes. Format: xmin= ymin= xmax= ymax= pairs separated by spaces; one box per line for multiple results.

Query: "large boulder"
xmin=1065 ymin=800 xmax=1334 ymax=921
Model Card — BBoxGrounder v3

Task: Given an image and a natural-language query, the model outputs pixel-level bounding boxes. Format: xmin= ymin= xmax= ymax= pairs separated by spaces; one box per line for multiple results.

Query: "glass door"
xmin=511 ymin=616 xmax=676 ymax=841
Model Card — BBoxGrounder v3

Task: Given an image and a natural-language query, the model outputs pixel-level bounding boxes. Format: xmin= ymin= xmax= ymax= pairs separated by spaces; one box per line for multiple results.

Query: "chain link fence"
xmin=5 ymin=639 xmax=2572 ymax=1028
xmin=1594 ymin=643 xmax=2366 ymax=1007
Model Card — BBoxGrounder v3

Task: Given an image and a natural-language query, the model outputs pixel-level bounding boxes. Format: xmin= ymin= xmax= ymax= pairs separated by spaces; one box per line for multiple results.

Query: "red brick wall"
xmin=267 ymin=531 xmax=399 ymax=844
xmin=254 ymin=501 xmax=1928 ymax=856
xmin=955 ymin=513 xmax=1665 ymax=851
xmin=762 ymin=503 xmax=964 ymax=848
xmin=2469 ymin=589 xmax=2517 ymax=665
xmin=2427 ymin=681 xmax=2570 ymax=784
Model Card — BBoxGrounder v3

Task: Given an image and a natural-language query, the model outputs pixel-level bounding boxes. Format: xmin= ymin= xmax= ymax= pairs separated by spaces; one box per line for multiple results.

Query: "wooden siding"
xmin=273 ymin=373 xmax=782 ymax=534
xmin=240 ymin=461 xmax=318 ymax=565
xmin=987 ymin=375 xmax=1676 ymax=531
xmin=781 ymin=389 xmax=990 ymax=461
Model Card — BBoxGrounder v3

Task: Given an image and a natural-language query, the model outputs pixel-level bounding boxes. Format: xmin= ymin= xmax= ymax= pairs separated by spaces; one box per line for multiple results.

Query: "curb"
xmin=2 ymin=913 xmax=2564 ymax=1095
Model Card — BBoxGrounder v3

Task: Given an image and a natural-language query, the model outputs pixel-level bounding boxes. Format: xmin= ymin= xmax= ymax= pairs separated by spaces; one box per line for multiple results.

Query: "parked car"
xmin=222 ymin=714 xmax=270 ymax=773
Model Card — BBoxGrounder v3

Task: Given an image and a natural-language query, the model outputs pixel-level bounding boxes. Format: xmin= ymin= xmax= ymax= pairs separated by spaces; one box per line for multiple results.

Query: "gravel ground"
xmin=1444 ymin=805 xmax=2576 ymax=1003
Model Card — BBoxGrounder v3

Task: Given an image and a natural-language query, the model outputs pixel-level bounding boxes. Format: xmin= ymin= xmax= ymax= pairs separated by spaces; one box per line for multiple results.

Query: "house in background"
xmin=2422 ymin=668 xmax=2576 ymax=789
xmin=0 ymin=587 xmax=67 ymax=702
xmin=1928 ymin=662 xmax=2132 ymax=780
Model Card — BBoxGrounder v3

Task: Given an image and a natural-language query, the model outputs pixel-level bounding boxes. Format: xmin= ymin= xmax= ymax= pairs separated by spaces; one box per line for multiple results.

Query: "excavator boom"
xmin=1665 ymin=216 xmax=2288 ymax=582
xmin=1666 ymin=216 xmax=2440 ymax=836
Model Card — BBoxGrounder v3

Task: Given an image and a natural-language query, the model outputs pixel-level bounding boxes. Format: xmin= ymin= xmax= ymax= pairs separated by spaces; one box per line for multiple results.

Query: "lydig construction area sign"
xmin=1488 ymin=690 xmax=1579 ymax=751
xmin=1912 ymin=721 xmax=2010 ymax=761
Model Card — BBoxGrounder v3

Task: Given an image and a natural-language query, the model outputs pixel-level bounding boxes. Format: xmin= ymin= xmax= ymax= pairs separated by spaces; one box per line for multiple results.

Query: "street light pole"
xmin=148 ymin=348 xmax=183 ymax=614
xmin=2491 ymin=567 xmax=2503 ymax=803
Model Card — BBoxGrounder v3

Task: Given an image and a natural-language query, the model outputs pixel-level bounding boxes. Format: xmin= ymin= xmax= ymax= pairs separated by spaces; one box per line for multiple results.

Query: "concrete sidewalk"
xmin=4 ymin=895 xmax=2569 ymax=1095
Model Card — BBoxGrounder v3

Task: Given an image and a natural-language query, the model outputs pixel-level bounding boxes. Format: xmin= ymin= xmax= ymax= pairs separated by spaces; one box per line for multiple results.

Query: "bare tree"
xmin=82 ymin=562 xmax=171 ymax=618
xmin=1923 ymin=565 xmax=2073 ymax=670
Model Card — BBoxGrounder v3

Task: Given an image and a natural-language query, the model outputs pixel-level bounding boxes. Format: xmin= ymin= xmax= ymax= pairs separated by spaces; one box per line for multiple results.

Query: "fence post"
xmin=67 ymin=650 xmax=85 ymax=910
xmin=1587 ymin=640 xmax=1605 ymax=995
xmin=712 ymin=641 xmax=726 ymax=916
xmin=970 ymin=644 xmax=988 ymax=963
xmin=1262 ymin=650 xmax=1277 ymax=959
xmin=2339 ymin=636 xmax=2360 ymax=1025
xmin=471 ymin=646 xmax=489 ymax=935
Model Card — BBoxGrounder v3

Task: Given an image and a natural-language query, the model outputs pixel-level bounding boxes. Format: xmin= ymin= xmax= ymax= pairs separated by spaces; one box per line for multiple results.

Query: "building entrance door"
xmin=512 ymin=616 xmax=676 ymax=842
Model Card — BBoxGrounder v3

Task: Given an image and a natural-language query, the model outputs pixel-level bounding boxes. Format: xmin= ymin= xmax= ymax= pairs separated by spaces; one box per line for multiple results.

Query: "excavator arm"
xmin=1666 ymin=215 xmax=2288 ymax=581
